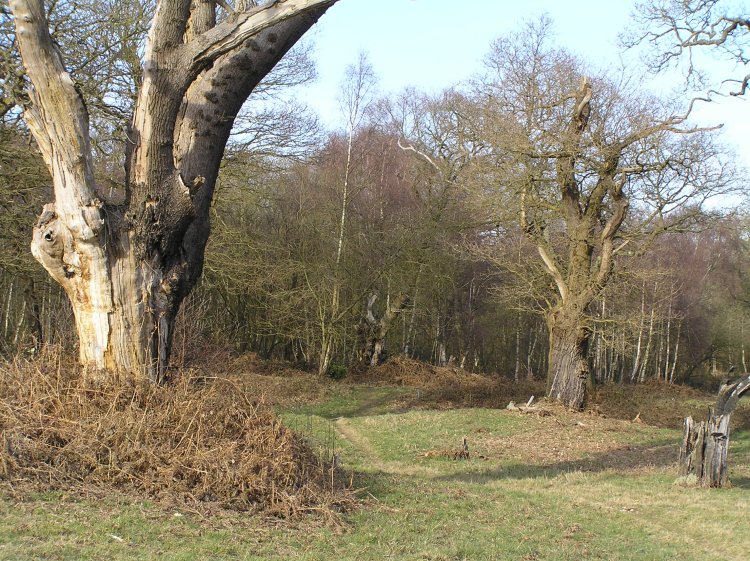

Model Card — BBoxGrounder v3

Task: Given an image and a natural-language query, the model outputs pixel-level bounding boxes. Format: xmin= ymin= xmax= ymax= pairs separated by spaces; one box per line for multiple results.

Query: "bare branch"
xmin=627 ymin=1 xmax=749 ymax=95
xmin=8 ymin=0 xmax=99 ymax=213
xmin=728 ymin=73 xmax=750 ymax=96
xmin=537 ymin=243 xmax=569 ymax=302
xmin=397 ymin=138 xmax=441 ymax=173
xmin=187 ymin=0 xmax=338 ymax=70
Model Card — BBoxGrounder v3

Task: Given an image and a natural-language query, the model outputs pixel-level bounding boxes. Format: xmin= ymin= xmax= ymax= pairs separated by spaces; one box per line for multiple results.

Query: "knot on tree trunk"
xmin=31 ymin=203 xmax=77 ymax=285
xmin=31 ymin=201 xmax=115 ymax=376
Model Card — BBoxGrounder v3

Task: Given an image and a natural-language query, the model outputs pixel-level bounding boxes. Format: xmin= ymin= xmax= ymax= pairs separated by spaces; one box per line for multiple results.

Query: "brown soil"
xmin=480 ymin=405 xmax=676 ymax=472
xmin=4 ymin=350 xmax=744 ymax=518
xmin=593 ymin=381 xmax=750 ymax=430
xmin=220 ymin=353 xmax=332 ymax=408
xmin=353 ymin=357 xmax=750 ymax=430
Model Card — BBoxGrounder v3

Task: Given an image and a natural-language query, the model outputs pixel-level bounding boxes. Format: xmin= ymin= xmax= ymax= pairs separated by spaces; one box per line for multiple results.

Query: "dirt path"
xmin=334 ymin=417 xmax=392 ymax=473
xmin=334 ymin=416 xmax=436 ymax=477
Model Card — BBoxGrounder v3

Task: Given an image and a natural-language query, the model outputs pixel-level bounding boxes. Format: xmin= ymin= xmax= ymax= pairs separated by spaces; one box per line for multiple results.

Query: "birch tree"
xmin=317 ymin=53 xmax=376 ymax=375
xmin=8 ymin=0 xmax=340 ymax=382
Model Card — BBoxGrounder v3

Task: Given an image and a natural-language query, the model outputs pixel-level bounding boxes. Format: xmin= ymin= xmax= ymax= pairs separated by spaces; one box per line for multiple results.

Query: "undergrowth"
xmin=0 ymin=351 xmax=354 ymax=520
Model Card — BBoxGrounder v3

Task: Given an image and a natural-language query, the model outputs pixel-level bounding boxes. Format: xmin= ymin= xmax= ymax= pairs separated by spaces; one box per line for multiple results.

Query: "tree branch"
xmin=174 ymin=4 xmax=332 ymax=286
xmin=9 ymin=0 xmax=100 ymax=228
xmin=537 ymin=242 xmax=569 ymax=302
xmin=397 ymin=138 xmax=442 ymax=173
xmin=715 ymin=373 xmax=750 ymax=416
xmin=593 ymin=178 xmax=629 ymax=292
xmin=186 ymin=0 xmax=218 ymax=40
xmin=186 ymin=0 xmax=338 ymax=70
xmin=728 ymin=73 xmax=750 ymax=97
xmin=148 ymin=0 xmax=193 ymax=52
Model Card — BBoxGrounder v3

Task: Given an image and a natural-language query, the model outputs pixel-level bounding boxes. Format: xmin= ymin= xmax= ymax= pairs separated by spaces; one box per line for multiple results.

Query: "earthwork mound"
xmin=354 ymin=356 xmax=545 ymax=408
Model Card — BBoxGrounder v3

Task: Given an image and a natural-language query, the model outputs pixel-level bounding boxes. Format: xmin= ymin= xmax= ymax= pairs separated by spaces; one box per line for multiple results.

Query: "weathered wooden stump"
xmin=679 ymin=374 xmax=750 ymax=487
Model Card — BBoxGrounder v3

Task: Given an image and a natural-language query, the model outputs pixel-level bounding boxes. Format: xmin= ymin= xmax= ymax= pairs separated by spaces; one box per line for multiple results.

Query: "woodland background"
xmin=1 ymin=2 xmax=748 ymax=390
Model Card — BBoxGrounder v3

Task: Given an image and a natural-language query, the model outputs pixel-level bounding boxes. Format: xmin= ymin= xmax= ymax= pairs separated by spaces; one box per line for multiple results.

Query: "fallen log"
xmin=506 ymin=396 xmax=536 ymax=412
xmin=506 ymin=396 xmax=552 ymax=417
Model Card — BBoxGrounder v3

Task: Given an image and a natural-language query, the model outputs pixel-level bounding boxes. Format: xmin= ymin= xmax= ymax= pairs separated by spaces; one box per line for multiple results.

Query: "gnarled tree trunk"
xmin=679 ymin=373 xmax=750 ymax=487
xmin=520 ymin=78 xmax=628 ymax=411
xmin=11 ymin=0 xmax=339 ymax=383
xmin=359 ymin=292 xmax=409 ymax=367
xmin=546 ymin=302 xmax=590 ymax=410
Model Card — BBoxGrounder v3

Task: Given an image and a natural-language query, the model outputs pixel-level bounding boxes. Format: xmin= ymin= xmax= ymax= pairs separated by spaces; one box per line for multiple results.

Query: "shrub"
xmin=326 ymin=364 xmax=348 ymax=381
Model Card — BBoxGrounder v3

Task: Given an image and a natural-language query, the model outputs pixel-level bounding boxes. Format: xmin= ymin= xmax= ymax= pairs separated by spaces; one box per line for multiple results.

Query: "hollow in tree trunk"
xmin=679 ymin=373 xmax=750 ymax=487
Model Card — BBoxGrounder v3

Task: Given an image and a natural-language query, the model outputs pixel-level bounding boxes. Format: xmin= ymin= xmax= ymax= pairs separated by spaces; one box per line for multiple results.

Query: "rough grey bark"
xmin=530 ymin=78 xmax=617 ymax=411
xmin=679 ymin=374 xmax=750 ymax=487
xmin=480 ymin=21 xmax=733 ymax=410
xmin=520 ymin=75 xmax=709 ymax=409
xmin=546 ymin=303 xmax=590 ymax=410
xmin=10 ymin=0 xmax=339 ymax=383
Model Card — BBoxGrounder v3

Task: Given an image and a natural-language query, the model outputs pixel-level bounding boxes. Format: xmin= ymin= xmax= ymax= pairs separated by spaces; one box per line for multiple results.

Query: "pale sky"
xmin=300 ymin=0 xmax=750 ymax=163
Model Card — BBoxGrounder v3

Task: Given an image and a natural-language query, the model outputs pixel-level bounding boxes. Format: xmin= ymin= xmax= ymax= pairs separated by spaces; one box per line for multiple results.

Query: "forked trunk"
xmin=318 ymin=335 xmax=334 ymax=376
xmin=679 ymin=374 xmax=750 ymax=487
xmin=12 ymin=0 xmax=338 ymax=383
xmin=359 ymin=292 xmax=409 ymax=367
xmin=546 ymin=306 xmax=590 ymax=410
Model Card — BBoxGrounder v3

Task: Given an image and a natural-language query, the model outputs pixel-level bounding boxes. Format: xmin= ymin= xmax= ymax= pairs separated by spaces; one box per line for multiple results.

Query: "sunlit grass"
xmin=2 ymin=386 xmax=749 ymax=560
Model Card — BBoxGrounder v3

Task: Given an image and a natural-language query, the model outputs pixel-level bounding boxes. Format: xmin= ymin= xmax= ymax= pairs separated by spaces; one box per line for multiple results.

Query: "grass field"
xmin=2 ymin=382 xmax=749 ymax=560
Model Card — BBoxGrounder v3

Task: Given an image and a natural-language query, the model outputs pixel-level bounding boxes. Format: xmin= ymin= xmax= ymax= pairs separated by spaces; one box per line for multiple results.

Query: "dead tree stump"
xmin=679 ymin=374 xmax=750 ymax=487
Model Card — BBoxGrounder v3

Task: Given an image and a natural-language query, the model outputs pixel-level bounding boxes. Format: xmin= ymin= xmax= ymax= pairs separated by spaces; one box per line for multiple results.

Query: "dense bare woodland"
xmin=0 ymin=0 xmax=748 ymax=410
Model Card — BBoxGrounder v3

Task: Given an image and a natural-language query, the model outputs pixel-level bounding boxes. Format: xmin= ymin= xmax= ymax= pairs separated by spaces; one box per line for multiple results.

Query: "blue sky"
xmin=299 ymin=0 xmax=749 ymax=162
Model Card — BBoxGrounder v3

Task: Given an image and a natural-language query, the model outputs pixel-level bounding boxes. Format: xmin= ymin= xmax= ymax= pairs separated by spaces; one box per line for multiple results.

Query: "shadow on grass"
xmin=435 ymin=441 xmax=679 ymax=483
xmin=290 ymin=387 xmax=413 ymax=420
xmin=340 ymin=388 xmax=413 ymax=418
xmin=727 ymin=476 xmax=750 ymax=489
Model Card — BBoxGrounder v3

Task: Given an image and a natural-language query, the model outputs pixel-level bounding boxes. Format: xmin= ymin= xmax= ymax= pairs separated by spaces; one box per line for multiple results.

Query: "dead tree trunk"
xmin=10 ymin=0 xmax=339 ymax=383
xmin=359 ymin=292 xmax=409 ymax=366
xmin=679 ymin=373 xmax=750 ymax=487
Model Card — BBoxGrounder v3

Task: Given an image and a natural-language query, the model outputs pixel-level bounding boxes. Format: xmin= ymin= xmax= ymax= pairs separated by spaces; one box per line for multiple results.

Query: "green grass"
xmin=3 ymin=386 xmax=750 ymax=560
xmin=284 ymin=385 xmax=412 ymax=419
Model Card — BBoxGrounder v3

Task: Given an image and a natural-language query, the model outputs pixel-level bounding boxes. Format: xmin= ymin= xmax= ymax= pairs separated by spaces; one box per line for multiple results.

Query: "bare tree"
xmin=474 ymin=20 xmax=737 ymax=409
xmin=626 ymin=0 xmax=749 ymax=96
xmin=388 ymin=88 xmax=492 ymax=368
xmin=8 ymin=0 xmax=340 ymax=383
xmin=0 ymin=125 xmax=57 ymax=352
xmin=317 ymin=52 xmax=377 ymax=375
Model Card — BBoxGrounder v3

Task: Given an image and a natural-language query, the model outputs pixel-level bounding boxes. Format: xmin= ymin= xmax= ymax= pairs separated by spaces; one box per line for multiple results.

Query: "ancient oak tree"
xmin=475 ymin=21 xmax=733 ymax=409
xmin=9 ymin=0 xmax=339 ymax=382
